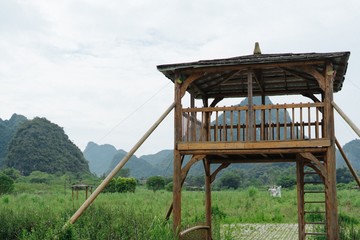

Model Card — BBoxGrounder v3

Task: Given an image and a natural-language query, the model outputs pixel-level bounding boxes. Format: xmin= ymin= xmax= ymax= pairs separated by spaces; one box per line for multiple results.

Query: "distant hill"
xmin=84 ymin=142 xmax=117 ymax=176
xmin=336 ymin=139 xmax=360 ymax=170
xmin=0 ymin=114 xmax=27 ymax=168
xmin=107 ymin=150 xmax=158 ymax=179
xmin=4 ymin=117 xmax=89 ymax=176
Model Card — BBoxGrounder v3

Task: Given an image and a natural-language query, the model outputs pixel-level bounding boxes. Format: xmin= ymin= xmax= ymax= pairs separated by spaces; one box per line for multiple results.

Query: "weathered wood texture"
xmin=160 ymin=50 xmax=350 ymax=239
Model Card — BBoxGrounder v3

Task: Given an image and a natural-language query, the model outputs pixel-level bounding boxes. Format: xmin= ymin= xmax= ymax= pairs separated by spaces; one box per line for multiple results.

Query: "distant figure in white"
xmin=268 ymin=185 xmax=282 ymax=198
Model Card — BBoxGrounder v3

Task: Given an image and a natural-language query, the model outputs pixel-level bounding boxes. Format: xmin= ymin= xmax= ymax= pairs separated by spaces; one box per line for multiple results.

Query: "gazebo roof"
xmin=157 ymin=51 xmax=350 ymax=99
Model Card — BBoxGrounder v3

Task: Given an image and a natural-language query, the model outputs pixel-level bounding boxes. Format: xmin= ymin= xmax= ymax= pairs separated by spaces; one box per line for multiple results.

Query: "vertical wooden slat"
xmin=237 ymin=110 xmax=240 ymax=141
xmin=215 ymin=110 xmax=218 ymax=141
xmin=223 ymin=110 xmax=226 ymax=141
xmin=284 ymin=107 xmax=287 ymax=140
xmin=268 ymin=108 xmax=272 ymax=140
xmin=276 ymin=106 xmax=280 ymax=140
xmin=300 ymin=105 xmax=303 ymax=140
xmin=308 ymin=105 xmax=311 ymax=139
xmin=291 ymin=106 xmax=295 ymax=139
xmin=315 ymin=107 xmax=319 ymax=139
xmin=230 ymin=110 xmax=234 ymax=141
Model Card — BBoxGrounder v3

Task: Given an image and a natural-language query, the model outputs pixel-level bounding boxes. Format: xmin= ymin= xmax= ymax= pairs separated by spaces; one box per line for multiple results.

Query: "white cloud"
xmin=1 ymin=0 xmax=360 ymax=155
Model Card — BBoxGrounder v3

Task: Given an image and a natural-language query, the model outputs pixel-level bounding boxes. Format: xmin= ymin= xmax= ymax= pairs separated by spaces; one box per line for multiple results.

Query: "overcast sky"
xmin=1 ymin=0 xmax=360 ymax=156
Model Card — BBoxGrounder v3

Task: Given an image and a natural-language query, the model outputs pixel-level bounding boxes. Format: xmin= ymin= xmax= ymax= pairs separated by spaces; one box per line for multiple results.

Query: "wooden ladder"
xmin=297 ymin=159 xmax=328 ymax=239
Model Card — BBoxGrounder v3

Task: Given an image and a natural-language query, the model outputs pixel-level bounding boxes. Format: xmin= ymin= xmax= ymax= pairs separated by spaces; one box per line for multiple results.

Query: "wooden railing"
xmin=182 ymin=102 xmax=325 ymax=143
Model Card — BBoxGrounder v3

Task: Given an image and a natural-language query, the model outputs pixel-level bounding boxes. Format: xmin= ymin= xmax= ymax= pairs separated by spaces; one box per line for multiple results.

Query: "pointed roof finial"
xmin=253 ymin=42 xmax=261 ymax=55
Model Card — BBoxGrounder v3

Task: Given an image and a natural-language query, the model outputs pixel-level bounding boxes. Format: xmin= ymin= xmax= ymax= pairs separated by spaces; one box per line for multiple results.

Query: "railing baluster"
xmin=276 ymin=106 xmax=280 ymax=140
xmin=308 ymin=105 xmax=311 ymax=139
xmin=284 ymin=107 xmax=287 ymax=140
xmin=315 ymin=107 xmax=319 ymax=139
xmin=300 ymin=104 xmax=303 ymax=140
xmin=230 ymin=110 xmax=234 ymax=141
xmin=291 ymin=106 xmax=295 ymax=140
xmin=223 ymin=110 xmax=226 ymax=141
xmin=237 ymin=110 xmax=240 ymax=141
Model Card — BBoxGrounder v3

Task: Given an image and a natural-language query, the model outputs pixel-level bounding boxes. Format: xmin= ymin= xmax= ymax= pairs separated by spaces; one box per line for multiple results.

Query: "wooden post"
xmin=248 ymin=70 xmax=254 ymax=141
xmin=324 ymin=63 xmax=339 ymax=239
xmin=173 ymin=76 xmax=183 ymax=234
xmin=204 ymin=159 xmax=212 ymax=239
xmin=296 ymin=155 xmax=306 ymax=240
xmin=65 ymin=102 xmax=175 ymax=227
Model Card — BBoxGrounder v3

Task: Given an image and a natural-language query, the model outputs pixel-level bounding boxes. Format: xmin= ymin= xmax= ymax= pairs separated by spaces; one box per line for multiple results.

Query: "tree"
xmin=218 ymin=171 xmax=241 ymax=189
xmin=336 ymin=167 xmax=353 ymax=184
xmin=278 ymin=175 xmax=296 ymax=189
xmin=0 ymin=173 xmax=14 ymax=195
xmin=0 ymin=168 xmax=21 ymax=180
xmin=146 ymin=176 xmax=165 ymax=192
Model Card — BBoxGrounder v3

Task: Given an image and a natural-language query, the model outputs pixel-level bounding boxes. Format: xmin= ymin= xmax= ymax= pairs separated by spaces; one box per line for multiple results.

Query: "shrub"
xmin=146 ymin=176 xmax=165 ymax=192
xmin=165 ymin=182 xmax=173 ymax=192
xmin=0 ymin=173 xmax=14 ymax=195
xmin=104 ymin=177 xmax=136 ymax=193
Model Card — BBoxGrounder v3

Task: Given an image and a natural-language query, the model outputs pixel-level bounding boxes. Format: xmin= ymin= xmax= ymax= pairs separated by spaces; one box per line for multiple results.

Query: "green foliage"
xmin=277 ymin=175 xmax=296 ymax=189
xmin=0 ymin=168 xmax=21 ymax=180
xmin=146 ymin=176 xmax=165 ymax=192
xmin=336 ymin=167 xmax=354 ymax=184
xmin=217 ymin=171 xmax=241 ymax=189
xmin=0 ymin=173 xmax=14 ymax=194
xmin=4 ymin=117 xmax=89 ymax=176
xmin=0 ymin=114 xmax=27 ymax=169
xmin=104 ymin=177 xmax=136 ymax=193
xmin=165 ymin=182 xmax=173 ymax=192
xmin=28 ymin=171 xmax=52 ymax=184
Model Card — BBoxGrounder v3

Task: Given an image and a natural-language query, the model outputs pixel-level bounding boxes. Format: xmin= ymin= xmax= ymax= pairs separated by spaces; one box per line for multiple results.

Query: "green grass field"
xmin=0 ymin=182 xmax=359 ymax=239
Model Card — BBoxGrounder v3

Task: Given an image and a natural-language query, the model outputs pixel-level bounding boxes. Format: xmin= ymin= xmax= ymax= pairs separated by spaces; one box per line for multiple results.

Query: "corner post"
xmin=323 ymin=63 xmax=339 ymax=239
xmin=173 ymin=74 xmax=183 ymax=234
xmin=204 ymin=159 xmax=212 ymax=239
xmin=296 ymin=154 xmax=306 ymax=240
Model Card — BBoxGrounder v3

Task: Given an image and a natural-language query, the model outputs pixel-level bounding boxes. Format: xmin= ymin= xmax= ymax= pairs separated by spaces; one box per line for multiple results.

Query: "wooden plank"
xmin=178 ymin=139 xmax=330 ymax=151
xmin=179 ymin=148 xmax=327 ymax=156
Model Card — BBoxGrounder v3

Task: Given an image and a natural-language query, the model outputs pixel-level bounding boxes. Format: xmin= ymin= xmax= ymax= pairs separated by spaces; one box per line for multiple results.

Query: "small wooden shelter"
xmin=157 ymin=44 xmax=350 ymax=239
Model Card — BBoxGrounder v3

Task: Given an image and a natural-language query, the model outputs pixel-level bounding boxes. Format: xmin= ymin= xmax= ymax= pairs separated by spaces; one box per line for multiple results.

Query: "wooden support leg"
xmin=173 ymin=150 xmax=182 ymax=234
xmin=325 ymin=148 xmax=339 ymax=239
xmin=203 ymin=159 xmax=212 ymax=240
xmin=296 ymin=155 xmax=306 ymax=240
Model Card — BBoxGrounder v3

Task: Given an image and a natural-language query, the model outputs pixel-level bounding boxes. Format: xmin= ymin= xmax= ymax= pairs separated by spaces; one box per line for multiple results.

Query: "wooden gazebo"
xmin=157 ymin=44 xmax=350 ymax=239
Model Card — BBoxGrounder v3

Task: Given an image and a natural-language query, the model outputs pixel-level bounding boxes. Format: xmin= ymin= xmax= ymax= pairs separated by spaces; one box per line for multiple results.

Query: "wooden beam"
xmin=178 ymin=139 xmax=331 ymax=151
xmin=253 ymin=69 xmax=265 ymax=93
xmin=179 ymin=147 xmax=327 ymax=156
xmin=180 ymin=73 xmax=204 ymax=97
xmin=210 ymin=163 xmax=230 ymax=182
xmin=298 ymin=152 xmax=327 ymax=179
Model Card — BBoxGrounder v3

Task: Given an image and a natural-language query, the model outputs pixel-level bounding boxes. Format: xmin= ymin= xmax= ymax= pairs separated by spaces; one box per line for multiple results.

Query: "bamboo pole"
xmin=335 ymin=138 xmax=360 ymax=188
xmin=332 ymin=101 xmax=360 ymax=138
xmin=65 ymin=102 xmax=175 ymax=227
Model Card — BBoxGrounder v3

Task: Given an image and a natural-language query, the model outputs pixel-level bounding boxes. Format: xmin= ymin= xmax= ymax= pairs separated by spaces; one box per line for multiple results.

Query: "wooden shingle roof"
xmin=157 ymin=51 xmax=350 ymax=99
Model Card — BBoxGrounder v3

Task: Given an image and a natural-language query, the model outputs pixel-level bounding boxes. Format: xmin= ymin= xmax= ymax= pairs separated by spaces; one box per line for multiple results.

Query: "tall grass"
xmin=0 ymin=182 xmax=359 ymax=239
